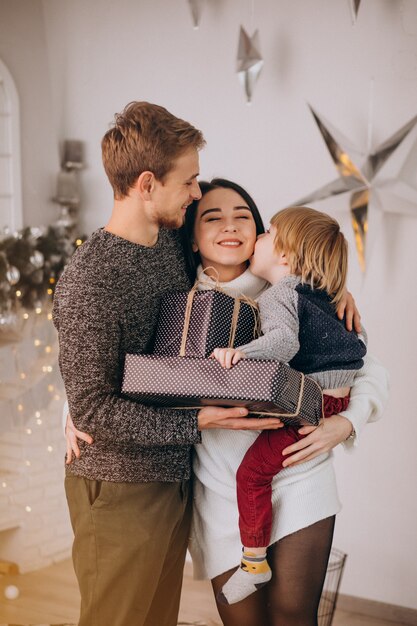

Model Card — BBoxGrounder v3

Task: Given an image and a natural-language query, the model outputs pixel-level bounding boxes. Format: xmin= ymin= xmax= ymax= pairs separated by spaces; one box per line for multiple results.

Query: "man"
xmin=53 ymin=101 xmax=281 ymax=626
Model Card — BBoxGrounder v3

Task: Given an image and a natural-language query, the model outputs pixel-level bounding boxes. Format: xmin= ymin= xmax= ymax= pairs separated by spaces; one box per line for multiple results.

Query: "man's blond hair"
xmin=102 ymin=101 xmax=205 ymax=199
xmin=270 ymin=206 xmax=348 ymax=306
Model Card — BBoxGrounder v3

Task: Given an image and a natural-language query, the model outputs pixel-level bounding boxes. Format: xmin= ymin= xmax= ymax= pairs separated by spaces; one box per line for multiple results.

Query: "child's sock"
xmin=217 ymin=550 xmax=272 ymax=605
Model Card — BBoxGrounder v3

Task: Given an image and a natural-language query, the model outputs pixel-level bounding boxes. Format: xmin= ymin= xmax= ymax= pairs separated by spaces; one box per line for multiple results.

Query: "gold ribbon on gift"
xmin=179 ymin=267 xmax=261 ymax=357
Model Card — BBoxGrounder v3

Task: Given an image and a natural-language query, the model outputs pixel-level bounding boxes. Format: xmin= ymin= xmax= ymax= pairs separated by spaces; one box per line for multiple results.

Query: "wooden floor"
xmin=0 ymin=559 xmax=400 ymax=626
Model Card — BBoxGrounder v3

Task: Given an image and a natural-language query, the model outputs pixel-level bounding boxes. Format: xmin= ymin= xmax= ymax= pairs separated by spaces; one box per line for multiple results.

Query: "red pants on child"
xmin=237 ymin=394 xmax=350 ymax=547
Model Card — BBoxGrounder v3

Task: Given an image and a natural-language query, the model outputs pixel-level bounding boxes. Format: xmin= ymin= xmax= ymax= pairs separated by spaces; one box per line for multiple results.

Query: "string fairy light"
xmin=1 ymin=303 xmax=68 ymax=566
xmin=4 ymin=585 xmax=20 ymax=600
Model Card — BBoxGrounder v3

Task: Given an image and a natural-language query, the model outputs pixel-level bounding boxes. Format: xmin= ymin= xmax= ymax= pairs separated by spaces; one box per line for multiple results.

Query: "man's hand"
xmin=337 ymin=290 xmax=361 ymax=332
xmin=211 ymin=348 xmax=246 ymax=369
xmin=65 ymin=412 xmax=93 ymax=465
xmin=281 ymin=414 xmax=353 ymax=467
xmin=197 ymin=406 xmax=283 ymax=431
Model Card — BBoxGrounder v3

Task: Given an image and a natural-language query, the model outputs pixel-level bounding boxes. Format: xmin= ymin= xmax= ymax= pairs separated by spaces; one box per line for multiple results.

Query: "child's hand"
xmin=211 ymin=348 xmax=246 ymax=369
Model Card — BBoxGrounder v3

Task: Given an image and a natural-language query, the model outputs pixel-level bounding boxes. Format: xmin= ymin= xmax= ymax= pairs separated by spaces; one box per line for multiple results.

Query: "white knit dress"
xmin=188 ymin=267 xmax=389 ymax=581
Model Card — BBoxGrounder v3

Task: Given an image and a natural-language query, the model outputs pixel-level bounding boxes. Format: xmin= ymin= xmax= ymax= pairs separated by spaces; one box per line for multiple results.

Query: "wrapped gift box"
xmin=122 ymin=354 xmax=323 ymax=427
xmin=152 ymin=289 xmax=260 ymax=358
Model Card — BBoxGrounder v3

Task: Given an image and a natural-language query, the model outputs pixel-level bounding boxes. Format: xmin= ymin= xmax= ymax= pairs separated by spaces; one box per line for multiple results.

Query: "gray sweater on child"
xmin=239 ymin=275 xmax=367 ymax=389
xmin=53 ymin=228 xmax=200 ymax=483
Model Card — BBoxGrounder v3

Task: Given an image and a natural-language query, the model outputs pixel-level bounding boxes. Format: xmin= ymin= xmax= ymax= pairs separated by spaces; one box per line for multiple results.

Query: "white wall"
xmin=0 ymin=0 xmax=58 ymax=227
xmin=2 ymin=0 xmax=417 ymax=610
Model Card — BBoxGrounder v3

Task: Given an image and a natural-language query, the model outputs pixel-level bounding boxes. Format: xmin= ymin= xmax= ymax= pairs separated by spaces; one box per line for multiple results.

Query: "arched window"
xmin=0 ymin=58 xmax=22 ymax=231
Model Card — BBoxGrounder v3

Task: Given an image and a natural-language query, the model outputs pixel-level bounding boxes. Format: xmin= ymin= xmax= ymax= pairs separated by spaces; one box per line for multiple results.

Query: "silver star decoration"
xmin=350 ymin=0 xmax=362 ymax=23
xmin=237 ymin=26 xmax=264 ymax=104
xmin=187 ymin=0 xmax=204 ymax=29
xmin=295 ymin=105 xmax=417 ymax=271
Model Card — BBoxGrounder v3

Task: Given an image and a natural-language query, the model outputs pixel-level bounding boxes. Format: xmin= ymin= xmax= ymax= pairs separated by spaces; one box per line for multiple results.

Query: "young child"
xmin=212 ymin=206 xmax=367 ymax=605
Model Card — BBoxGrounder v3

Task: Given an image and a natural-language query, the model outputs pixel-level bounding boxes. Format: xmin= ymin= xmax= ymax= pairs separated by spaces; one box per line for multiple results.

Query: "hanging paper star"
xmin=350 ymin=0 xmax=362 ymax=23
xmin=187 ymin=0 xmax=204 ymax=29
xmin=236 ymin=26 xmax=264 ymax=104
xmin=295 ymin=105 xmax=417 ymax=271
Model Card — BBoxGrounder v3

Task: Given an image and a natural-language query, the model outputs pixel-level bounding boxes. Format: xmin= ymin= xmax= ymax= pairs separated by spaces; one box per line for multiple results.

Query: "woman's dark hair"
xmin=182 ymin=178 xmax=265 ymax=281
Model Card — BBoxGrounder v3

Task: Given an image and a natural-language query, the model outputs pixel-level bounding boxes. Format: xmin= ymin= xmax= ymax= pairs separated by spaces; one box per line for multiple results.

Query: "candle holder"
xmin=54 ymin=170 xmax=80 ymax=208
xmin=52 ymin=139 xmax=85 ymax=235
xmin=62 ymin=139 xmax=84 ymax=170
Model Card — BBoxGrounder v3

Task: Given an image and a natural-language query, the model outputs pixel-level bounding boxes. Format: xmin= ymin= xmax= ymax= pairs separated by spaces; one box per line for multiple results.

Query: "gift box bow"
xmin=178 ymin=285 xmax=260 ymax=356
xmin=153 ymin=272 xmax=261 ymax=358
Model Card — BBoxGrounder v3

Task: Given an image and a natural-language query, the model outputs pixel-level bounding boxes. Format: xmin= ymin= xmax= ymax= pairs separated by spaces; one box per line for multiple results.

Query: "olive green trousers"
xmin=65 ymin=476 xmax=192 ymax=626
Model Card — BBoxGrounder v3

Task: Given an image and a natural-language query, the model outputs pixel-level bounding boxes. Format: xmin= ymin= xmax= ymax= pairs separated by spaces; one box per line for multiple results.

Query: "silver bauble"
xmin=30 ymin=226 xmax=46 ymax=239
xmin=30 ymin=250 xmax=44 ymax=269
xmin=6 ymin=266 xmax=20 ymax=285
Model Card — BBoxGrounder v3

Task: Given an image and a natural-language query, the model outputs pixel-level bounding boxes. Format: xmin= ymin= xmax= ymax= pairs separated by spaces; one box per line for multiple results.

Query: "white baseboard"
xmin=337 ymin=594 xmax=417 ymax=625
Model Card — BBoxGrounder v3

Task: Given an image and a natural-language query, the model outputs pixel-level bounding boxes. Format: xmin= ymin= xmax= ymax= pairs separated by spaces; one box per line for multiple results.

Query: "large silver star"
xmin=236 ymin=26 xmax=264 ymax=104
xmin=295 ymin=105 xmax=417 ymax=271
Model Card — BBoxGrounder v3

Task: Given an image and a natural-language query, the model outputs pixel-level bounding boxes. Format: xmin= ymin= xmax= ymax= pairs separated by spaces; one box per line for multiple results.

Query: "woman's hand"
xmin=281 ymin=414 xmax=353 ymax=468
xmin=337 ymin=290 xmax=361 ymax=332
xmin=65 ymin=412 xmax=93 ymax=465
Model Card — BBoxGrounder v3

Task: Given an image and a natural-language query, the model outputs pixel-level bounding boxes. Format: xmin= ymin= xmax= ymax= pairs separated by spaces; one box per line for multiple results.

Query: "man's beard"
xmin=156 ymin=209 xmax=185 ymax=230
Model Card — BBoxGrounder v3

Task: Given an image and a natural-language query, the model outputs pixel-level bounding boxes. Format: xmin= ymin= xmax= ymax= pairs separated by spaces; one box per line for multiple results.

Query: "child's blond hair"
xmin=270 ymin=206 xmax=348 ymax=306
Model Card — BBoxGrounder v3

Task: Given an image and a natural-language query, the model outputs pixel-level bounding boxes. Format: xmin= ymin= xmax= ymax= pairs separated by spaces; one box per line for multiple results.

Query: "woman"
xmin=183 ymin=179 xmax=387 ymax=626
xmin=66 ymin=178 xmax=388 ymax=626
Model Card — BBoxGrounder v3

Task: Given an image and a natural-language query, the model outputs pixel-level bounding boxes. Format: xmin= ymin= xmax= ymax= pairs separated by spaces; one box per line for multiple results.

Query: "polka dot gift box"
xmin=152 ymin=288 xmax=260 ymax=358
xmin=122 ymin=354 xmax=323 ymax=427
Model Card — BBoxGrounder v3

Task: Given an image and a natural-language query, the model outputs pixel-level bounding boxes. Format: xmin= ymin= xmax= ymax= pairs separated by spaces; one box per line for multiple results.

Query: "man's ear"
xmin=135 ymin=171 xmax=155 ymax=199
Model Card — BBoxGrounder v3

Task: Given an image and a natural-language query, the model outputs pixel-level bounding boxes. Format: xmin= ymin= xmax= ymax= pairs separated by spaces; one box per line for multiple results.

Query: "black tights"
xmin=211 ymin=516 xmax=335 ymax=626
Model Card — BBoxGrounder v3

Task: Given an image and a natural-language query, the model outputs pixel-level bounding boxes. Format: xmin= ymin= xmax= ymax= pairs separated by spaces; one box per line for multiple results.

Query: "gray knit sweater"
xmin=53 ymin=228 xmax=200 ymax=483
xmin=239 ymin=275 xmax=367 ymax=389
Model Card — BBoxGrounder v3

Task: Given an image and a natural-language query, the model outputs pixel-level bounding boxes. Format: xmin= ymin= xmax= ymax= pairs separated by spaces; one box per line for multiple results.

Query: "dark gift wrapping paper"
xmin=122 ymin=354 xmax=323 ymax=427
xmin=152 ymin=288 xmax=260 ymax=358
